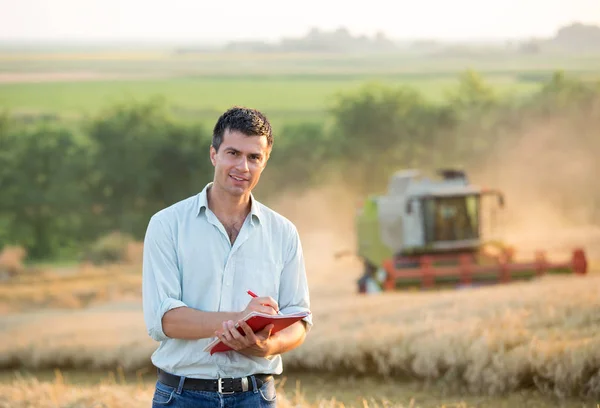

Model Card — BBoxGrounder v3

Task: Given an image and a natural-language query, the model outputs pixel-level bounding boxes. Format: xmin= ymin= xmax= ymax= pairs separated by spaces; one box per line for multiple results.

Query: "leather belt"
xmin=157 ymin=368 xmax=273 ymax=394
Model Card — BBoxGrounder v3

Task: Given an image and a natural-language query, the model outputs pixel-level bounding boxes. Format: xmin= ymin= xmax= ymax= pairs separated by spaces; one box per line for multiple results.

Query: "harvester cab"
xmin=355 ymin=169 xmax=587 ymax=293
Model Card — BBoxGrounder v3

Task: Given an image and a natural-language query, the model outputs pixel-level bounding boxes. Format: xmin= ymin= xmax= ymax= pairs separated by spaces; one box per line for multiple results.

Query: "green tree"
xmin=258 ymin=122 xmax=329 ymax=197
xmin=446 ymin=70 xmax=498 ymax=115
xmin=86 ymin=99 xmax=213 ymax=239
xmin=441 ymin=70 xmax=502 ymax=167
xmin=327 ymin=82 xmax=451 ymax=193
xmin=0 ymin=121 xmax=92 ymax=259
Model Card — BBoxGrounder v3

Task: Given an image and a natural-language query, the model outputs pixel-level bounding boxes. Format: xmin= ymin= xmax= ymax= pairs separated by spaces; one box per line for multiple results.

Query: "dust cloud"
xmin=268 ymin=182 xmax=364 ymax=296
xmin=471 ymin=114 xmax=600 ymax=262
xmin=269 ymin=111 xmax=600 ymax=277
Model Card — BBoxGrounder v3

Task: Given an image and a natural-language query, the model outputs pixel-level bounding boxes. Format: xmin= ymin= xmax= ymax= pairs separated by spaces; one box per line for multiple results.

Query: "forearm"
xmin=268 ymin=321 xmax=307 ymax=355
xmin=162 ymin=307 xmax=243 ymax=340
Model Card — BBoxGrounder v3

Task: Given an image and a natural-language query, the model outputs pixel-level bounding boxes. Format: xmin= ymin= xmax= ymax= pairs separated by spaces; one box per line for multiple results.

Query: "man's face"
xmin=210 ymin=128 xmax=270 ymax=198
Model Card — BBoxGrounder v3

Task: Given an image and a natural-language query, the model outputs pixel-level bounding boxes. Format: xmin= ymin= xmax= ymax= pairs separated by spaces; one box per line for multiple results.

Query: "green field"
xmin=0 ymin=76 xmax=542 ymax=125
xmin=2 ymin=49 xmax=600 ymax=74
xmin=1 ymin=50 xmax=600 ymax=127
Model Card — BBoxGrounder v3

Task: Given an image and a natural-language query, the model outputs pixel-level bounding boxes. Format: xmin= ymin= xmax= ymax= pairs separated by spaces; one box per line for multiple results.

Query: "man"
xmin=142 ymin=106 xmax=312 ymax=407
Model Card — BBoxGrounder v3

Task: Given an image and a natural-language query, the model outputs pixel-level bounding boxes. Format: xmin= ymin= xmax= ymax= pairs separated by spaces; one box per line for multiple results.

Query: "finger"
xmin=255 ymin=324 xmax=274 ymax=340
xmin=226 ymin=320 xmax=256 ymax=349
xmin=229 ymin=321 xmax=255 ymax=348
xmin=228 ymin=320 xmax=247 ymax=342
xmin=246 ymin=303 xmax=276 ymax=315
xmin=220 ymin=322 xmax=248 ymax=350
xmin=221 ymin=321 xmax=236 ymax=343
xmin=250 ymin=297 xmax=279 ymax=313
xmin=215 ymin=330 xmax=239 ymax=350
xmin=238 ymin=320 xmax=258 ymax=342
xmin=254 ymin=305 xmax=278 ymax=315
xmin=260 ymin=296 xmax=279 ymax=313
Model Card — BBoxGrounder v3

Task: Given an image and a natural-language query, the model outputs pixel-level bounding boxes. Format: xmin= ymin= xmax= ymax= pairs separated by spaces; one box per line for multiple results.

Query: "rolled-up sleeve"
xmin=142 ymin=214 xmax=187 ymax=342
xmin=278 ymin=223 xmax=313 ymax=331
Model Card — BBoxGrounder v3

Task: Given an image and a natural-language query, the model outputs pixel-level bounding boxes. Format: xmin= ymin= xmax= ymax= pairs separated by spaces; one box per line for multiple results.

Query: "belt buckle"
xmin=217 ymin=377 xmax=235 ymax=394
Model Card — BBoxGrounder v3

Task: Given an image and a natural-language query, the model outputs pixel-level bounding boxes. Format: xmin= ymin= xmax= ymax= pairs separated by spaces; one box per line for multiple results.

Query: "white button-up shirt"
xmin=142 ymin=183 xmax=312 ymax=379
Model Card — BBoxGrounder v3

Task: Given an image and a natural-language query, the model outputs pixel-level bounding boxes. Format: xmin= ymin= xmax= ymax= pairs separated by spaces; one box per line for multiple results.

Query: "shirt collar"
xmin=197 ymin=182 xmax=262 ymax=224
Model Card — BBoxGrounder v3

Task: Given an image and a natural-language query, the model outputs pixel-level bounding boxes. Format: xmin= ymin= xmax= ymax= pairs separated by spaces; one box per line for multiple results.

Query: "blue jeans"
xmin=151 ymin=377 xmax=278 ymax=407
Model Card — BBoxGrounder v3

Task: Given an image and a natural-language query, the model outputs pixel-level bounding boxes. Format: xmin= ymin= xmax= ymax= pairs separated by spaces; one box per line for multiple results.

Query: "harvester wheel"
xmin=572 ymin=248 xmax=588 ymax=274
xmin=357 ymin=261 xmax=384 ymax=293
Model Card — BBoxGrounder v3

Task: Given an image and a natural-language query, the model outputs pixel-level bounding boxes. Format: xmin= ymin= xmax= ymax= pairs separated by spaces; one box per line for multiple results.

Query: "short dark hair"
xmin=212 ymin=106 xmax=273 ymax=152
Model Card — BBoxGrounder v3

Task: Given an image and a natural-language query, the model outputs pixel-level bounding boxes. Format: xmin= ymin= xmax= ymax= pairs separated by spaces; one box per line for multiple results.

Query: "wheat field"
xmin=0 ymin=379 xmax=460 ymax=408
xmin=1 ymin=264 xmax=599 ymax=402
xmin=1 ymin=186 xmax=600 ymax=406
xmin=2 ymin=370 xmax=592 ymax=408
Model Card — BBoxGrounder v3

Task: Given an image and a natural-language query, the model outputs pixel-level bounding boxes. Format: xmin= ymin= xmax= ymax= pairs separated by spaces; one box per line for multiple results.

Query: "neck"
xmin=207 ymin=183 xmax=251 ymax=220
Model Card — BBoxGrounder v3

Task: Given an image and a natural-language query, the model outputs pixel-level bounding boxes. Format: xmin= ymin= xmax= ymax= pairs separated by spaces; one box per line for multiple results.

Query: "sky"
xmin=1 ymin=0 xmax=599 ymax=43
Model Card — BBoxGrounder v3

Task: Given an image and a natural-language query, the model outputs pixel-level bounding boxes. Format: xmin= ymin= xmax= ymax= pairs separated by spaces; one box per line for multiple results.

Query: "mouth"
xmin=229 ymin=175 xmax=248 ymax=182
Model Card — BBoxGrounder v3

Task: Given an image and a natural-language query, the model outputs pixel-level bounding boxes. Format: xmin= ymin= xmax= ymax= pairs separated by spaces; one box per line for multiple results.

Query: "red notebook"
xmin=203 ymin=310 xmax=311 ymax=355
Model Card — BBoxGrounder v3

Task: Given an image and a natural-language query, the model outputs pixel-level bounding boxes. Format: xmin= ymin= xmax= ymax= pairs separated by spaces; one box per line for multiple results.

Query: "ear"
xmin=263 ymin=147 xmax=272 ymax=167
xmin=210 ymin=145 xmax=217 ymax=166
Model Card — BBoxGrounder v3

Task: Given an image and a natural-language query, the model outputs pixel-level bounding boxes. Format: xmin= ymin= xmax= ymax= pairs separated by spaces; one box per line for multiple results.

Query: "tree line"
xmin=1 ymin=70 xmax=598 ymax=261
xmin=176 ymin=23 xmax=600 ymax=54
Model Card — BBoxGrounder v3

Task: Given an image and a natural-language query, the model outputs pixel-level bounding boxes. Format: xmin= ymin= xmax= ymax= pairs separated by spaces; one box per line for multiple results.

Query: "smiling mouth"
xmin=230 ymin=175 xmax=248 ymax=182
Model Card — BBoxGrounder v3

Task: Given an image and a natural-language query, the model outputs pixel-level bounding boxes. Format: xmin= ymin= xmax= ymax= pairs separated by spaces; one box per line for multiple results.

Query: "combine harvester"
xmin=355 ymin=169 xmax=588 ymax=293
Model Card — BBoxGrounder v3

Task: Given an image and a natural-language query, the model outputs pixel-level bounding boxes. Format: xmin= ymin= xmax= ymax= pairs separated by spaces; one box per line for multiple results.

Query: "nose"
xmin=236 ymin=156 xmax=249 ymax=172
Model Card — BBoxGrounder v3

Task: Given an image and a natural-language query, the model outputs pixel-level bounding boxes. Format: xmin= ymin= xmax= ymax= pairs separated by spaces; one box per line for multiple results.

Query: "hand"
xmin=240 ymin=295 xmax=279 ymax=318
xmin=215 ymin=319 xmax=275 ymax=357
